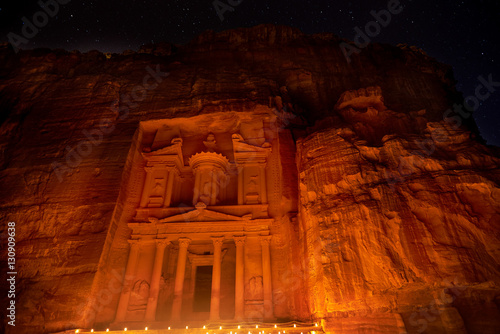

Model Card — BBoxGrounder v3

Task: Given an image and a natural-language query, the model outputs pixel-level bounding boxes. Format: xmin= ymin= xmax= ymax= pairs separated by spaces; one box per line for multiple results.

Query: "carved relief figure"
xmin=203 ymin=133 xmax=217 ymax=152
xmin=247 ymin=276 xmax=263 ymax=300
xmin=152 ymin=179 xmax=165 ymax=197
xmin=199 ymin=179 xmax=212 ymax=205
xmin=245 ymin=175 xmax=260 ymax=204
xmin=128 ymin=280 xmax=150 ymax=311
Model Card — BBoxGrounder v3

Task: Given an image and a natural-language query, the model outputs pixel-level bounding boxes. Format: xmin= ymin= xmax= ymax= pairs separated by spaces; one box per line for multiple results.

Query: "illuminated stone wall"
xmin=0 ymin=25 xmax=498 ymax=333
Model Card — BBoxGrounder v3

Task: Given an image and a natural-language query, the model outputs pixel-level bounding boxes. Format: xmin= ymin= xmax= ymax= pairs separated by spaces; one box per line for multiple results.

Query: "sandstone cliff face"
xmin=296 ymin=88 xmax=500 ymax=333
xmin=0 ymin=24 xmax=498 ymax=333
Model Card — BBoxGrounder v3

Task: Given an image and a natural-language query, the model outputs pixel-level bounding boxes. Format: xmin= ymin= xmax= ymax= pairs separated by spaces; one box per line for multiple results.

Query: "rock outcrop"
xmin=0 ymin=24 xmax=498 ymax=333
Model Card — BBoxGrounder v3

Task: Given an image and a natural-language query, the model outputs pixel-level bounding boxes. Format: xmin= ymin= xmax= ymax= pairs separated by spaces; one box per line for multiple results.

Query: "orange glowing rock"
xmin=0 ymin=25 xmax=498 ymax=334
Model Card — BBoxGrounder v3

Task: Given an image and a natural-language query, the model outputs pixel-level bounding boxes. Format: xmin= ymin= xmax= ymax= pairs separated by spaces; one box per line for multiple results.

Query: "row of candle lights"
xmin=74 ymin=323 xmax=319 ymax=333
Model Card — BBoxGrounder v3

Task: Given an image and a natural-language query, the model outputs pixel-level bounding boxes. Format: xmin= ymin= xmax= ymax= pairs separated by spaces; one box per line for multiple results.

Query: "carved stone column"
xmin=259 ymin=163 xmax=267 ymax=204
xmin=193 ymin=169 xmax=202 ymax=206
xmin=210 ymin=236 xmax=224 ymax=321
xmin=145 ymin=239 xmax=170 ymax=321
xmin=115 ymin=239 xmax=141 ymax=322
xmin=234 ymin=235 xmax=246 ymax=320
xmin=140 ymin=167 xmax=154 ymax=207
xmin=189 ymin=152 xmax=230 ymax=206
xmin=164 ymin=170 xmax=176 ymax=207
xmin=237 ymin=169 xmax=244 ymax=205
xmin=171 ymin=238 xmax=191 ymax=321
xmin=260 ymin=235 xmax=273 ymax=321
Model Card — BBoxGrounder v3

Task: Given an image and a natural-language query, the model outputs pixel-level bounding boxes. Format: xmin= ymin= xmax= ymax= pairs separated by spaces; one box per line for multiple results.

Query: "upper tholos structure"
xmin=0 ymin=25 xmax=499 ymax=334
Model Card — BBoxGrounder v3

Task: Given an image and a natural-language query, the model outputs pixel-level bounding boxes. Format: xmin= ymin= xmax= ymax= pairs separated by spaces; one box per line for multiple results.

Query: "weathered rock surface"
xmin=0 ymin=24 xmax=498 ymax=333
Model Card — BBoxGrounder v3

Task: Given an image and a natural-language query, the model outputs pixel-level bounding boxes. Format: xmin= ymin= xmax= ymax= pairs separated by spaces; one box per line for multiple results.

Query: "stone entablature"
xmin=134 ymin=204 xmax=269 ymax=221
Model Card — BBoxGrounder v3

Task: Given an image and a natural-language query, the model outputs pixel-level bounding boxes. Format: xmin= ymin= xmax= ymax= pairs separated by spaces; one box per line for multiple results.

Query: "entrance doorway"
xmin=193 ymin=266 xmax=212 ymax=312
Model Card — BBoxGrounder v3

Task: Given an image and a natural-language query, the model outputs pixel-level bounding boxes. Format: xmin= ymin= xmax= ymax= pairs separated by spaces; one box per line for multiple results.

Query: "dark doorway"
xmin=193 ymin=266 xmax=212 ymax=312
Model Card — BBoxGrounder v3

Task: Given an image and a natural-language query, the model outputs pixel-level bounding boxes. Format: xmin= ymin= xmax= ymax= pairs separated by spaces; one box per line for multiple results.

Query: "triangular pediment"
xmin=233 ymin=140 xmax=270 ymax=152
xmin=147 ymin=145 xmax=180 ymax=156
xmin=150 ymin=204 xmax=251 ymax=223
xmin=232 ymin=133 xmax=272 ymax=153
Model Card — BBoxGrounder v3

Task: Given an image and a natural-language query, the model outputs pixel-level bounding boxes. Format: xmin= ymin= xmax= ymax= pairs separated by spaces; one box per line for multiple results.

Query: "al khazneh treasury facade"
xmin=2 ymin=26 xmax=500 ymax=334
xmin=88 ymin=112 xmax=307 ymax=329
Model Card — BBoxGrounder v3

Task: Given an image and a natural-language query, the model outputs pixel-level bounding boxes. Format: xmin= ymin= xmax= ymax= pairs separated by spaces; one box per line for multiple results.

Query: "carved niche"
xmin=232 ymin=133 xmax=272 ymax=205
xmin=139 ymin=138 xmax=184 ymax=208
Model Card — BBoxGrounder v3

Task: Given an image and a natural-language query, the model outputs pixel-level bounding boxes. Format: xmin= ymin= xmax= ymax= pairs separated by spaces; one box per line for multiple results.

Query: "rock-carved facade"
xmin=2 ymin=25 xmax=500 ymax=334
xmin=109 ymin=115 xmax=285 ymax=326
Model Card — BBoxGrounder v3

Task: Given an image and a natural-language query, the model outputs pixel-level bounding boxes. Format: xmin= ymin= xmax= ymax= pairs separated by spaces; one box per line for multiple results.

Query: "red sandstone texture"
xmin=0 ymin=25 xmax=499 ymax=333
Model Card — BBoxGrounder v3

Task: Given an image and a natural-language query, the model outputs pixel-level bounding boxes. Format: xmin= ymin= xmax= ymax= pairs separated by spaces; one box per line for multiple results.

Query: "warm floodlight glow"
xmin=76 ymin=330 xmax=79 ymax=333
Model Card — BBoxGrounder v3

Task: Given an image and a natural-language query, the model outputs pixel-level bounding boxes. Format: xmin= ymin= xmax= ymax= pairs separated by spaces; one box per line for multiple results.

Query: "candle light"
xmin=106 ymin=329 xmax=109 ymax=332
xmin=145 ymin=327 xmax=148 ymax=331
xmin=124 ymin=328 xmax=127 ymax=331
xmin=186 ymin=326 xmax=189 ymax=329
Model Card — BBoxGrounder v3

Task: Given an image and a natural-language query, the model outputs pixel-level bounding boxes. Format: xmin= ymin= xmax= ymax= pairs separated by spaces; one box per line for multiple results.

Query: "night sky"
xmin=1 ymin=0 xmax=499 ymax=146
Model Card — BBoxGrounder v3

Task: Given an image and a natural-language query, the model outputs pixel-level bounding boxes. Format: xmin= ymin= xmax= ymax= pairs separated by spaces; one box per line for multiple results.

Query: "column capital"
xmin=128 ymin=239 xmax=142 ymax=247
xmin=233 ymin=235 xmax=247 ymax=246
xmin=259 ymin=235 xmax=272 ymax=245
xmin=211 ymin=236 xmax=225 ymax=247
xmin=155 ymin=238 xmax=171 ymax=248
xmin=178 ymin=237 xmax=191 ymax=248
